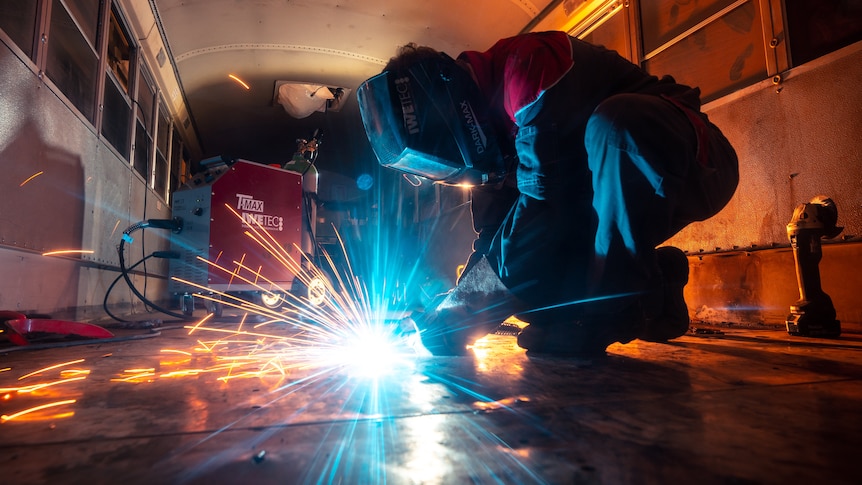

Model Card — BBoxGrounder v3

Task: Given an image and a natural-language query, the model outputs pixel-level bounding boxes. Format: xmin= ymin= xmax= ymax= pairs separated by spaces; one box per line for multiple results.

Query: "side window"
xmin=62 ymin=0 xmax=100 ymax=47
xmin=102 ymin=72 xmax=132 ymax=158
xmin=154 ymin=103 xmax=171 ymax=195
xmin=133 ymin=67 xmax=157 ymax=182
xmin=169 ymin=128 xmax=187 ymax=201
xmin=640 ymin=0 xmax=736 ymax=54
xmin=785 ymin=0 xmax=862 ymax=66
xmin=45 ymin=0 xmax=100 ymax=122
xmin=106 ymin=7 xmax=131 ymax=91
xmin=133 ymin=118 xmax=150 ymax=181
xmin=137 ymin=67 xmax=156 ymax=138
xmin=0 ymin=0 xmax=39 ymax=58
xmin=580 ymin=7 xmax=631 ymax=61
xmin=2 ymin=0 xmax=185 ymax=200
xmin=641 ymin=1 xmax=767 ymax=102
xmin=542 ymin=0 xmax=861 ymax=103
xmin=101 ymin=7 xmax=134 ymax=159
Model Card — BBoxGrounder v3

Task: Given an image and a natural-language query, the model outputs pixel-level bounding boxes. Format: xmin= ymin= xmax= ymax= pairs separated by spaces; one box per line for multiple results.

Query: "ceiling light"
xmin=274 ymin=81 xmax=350 ymax=119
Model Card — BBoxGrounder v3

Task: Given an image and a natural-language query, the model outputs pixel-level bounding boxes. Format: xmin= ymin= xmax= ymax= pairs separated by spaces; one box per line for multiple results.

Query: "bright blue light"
xmin=330 ymin=324 xmax=415 ymax=378
xmin=356 ymin=173 xmax=373 ymax=190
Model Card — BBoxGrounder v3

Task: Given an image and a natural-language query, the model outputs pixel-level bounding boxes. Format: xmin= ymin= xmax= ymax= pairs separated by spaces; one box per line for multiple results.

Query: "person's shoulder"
xmin=501 ymin=31 xmax=570 ymax=50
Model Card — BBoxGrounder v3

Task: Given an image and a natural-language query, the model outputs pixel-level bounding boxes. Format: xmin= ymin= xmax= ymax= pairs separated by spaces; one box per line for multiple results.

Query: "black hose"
xmin=114 ymin=220 xmax=192 ymax=321
xmin=118 ymin=237 xmax=190 ymax=320
xmin=103 ymin=253 xmax=156 ymax=322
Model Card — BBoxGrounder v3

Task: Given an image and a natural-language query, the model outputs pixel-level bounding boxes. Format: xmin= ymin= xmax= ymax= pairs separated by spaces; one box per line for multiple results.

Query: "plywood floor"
xmin=2 ymin=312 xmax=861 ymax=484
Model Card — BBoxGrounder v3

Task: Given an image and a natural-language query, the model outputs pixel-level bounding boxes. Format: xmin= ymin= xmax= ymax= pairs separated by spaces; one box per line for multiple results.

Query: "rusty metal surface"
xmin=667 ymin=42 xmax=862 ymax=254
xmin=1 ymin=314 xmax=860 ymax=484
xmin=684 ymin=241 xmax=862 ymax=328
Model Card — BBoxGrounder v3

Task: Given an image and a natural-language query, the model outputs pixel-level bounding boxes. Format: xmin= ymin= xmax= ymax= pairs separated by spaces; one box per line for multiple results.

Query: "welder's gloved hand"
xmin=410 ymin=256 xmax=523 ymax=356
xmin=409 ymin=305 xmax=500 ymax=356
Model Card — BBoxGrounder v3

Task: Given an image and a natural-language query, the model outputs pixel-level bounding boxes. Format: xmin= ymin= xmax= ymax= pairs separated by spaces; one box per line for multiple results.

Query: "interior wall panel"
xmin=1 ymin=40 xmax=171 ymax=316
xmin=666 ymin=42 xmax=862 ymax=254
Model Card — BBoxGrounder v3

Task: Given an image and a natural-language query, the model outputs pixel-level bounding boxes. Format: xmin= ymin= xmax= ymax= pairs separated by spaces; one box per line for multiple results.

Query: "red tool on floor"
xmin=0 ymin=311 xmax=114 ymax=346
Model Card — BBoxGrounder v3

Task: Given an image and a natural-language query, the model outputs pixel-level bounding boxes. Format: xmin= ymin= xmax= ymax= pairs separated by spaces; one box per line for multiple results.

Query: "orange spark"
xmin=183 ymin=325 xmax=289 ymax=340
xmin=187 ymin=313 xmax=214 ymax=335
xmin=228 ymin=74 xmax=250 ymax=90
xmin=19 ymin=359 xmax=86 ymax=380
xmin=110 ymin=219 xmax=122 ymax=238
xmin=123 ymin=368 xmax=156 ymax=374
xmin=42 ymin=249 xmax=95 ymax=257
xmin=59 ymin=369 xmax=91 ymax=378
xmin=110 ymin=372 xmax=156 ymax=383
xmin=13 ymin=376 xmax=88 ymax=393
xmin=19 ymin=171 xmax=44 ymax=187
xmin=160 ymin=349 xmax=192 ymax=356
xmin=1 ymin=399 xmax=77 ymax=422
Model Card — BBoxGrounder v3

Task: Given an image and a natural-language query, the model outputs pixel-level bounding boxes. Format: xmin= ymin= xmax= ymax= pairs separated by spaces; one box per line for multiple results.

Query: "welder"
xmin=357 ymin=31 xmax=739 ymax=356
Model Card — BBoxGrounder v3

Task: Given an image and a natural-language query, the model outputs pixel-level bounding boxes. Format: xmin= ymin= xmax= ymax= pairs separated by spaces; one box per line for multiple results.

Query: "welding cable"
xmin=297 ymin=127 xmax=331 ymax=272
xmin=114 ymin=220 xmax=191 ymax=321
xmin=302 ymin=192 xmax=319 ymax=249
xmin=299 ymin=128 xmax=322 ymax=176
xmin=299 ymin=191 xmax=327 ymax=286
xmin=103 ymin=252 xmax=182 ymax=322
xmin=104 ymin=252 xmax=154 ymax=322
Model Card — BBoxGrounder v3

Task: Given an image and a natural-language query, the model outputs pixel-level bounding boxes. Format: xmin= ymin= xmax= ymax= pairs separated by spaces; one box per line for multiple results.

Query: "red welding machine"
xmin=169 ymin=159 xmax=316 ymax=313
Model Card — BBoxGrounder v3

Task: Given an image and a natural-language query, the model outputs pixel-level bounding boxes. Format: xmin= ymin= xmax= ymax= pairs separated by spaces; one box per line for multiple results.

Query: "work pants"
xmin=487 ymin=93 xmax=738 ymax=323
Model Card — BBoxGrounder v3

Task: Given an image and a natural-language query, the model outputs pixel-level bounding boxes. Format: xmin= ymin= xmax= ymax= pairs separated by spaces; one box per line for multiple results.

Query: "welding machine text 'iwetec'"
xmin=168 ymin=159 xmax=317 ymax=313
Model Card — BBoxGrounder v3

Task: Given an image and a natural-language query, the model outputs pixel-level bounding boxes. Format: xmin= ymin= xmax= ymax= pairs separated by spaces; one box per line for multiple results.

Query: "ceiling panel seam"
xmin=510 ymin=0 xmax=541 ymax=17
xmin=175 ymin=44 xmax=387 ymax=65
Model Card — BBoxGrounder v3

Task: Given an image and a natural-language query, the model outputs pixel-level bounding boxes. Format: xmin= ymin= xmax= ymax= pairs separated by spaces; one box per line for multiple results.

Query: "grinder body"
xmin=786 ymin=196 xmax=842 ymax=337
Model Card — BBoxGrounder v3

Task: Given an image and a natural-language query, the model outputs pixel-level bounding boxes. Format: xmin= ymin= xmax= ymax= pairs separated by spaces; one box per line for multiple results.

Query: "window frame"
xmin=555 ymin=0 xmax=793 ymax=102
xmin=99 ymin=2 xmax=137 ymax=160
xmin=43 ymin=0 xmax=103 ymax=123
xmin=0 ymin=0 xmax=182 ymax=203
xmin=152 ymin=98 xmax=172 ymax=197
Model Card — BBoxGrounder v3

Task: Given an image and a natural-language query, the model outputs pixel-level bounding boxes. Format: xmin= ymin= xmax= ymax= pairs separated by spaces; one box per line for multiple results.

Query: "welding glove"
xmin=407 ymin=255 xmax=523 ymax=356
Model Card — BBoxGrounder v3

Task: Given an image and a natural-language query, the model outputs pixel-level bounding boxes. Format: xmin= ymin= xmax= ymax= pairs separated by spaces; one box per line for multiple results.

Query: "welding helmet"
xmin=357 ymin=53 xmax=505 ymax=185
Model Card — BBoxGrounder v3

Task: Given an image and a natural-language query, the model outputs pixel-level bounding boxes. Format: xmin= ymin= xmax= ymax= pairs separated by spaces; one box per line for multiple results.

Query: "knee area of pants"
xmin=588 ymin=95 xmax=642 ymax=134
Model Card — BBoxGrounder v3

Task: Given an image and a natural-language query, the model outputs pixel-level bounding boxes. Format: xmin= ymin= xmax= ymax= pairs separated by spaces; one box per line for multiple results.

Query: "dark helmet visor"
xmin=357 ymin=54 xmax=505 ymax=185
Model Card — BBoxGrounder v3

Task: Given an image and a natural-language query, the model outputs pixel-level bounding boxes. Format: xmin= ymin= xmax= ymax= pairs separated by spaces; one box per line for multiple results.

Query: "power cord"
xmin=103 ymin=250 xmax=181 ymax=322
xmin=111 ymin=218 xmax=190 ymax=321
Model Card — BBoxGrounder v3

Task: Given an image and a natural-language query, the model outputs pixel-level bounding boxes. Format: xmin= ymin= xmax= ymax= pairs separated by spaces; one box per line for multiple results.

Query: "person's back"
xmin=357 ymin=32 xmax=739 ymax=356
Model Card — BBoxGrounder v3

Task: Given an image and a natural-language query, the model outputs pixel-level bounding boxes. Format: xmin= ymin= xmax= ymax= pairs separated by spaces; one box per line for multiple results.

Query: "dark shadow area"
xmin=0 ymin=119 xmax=85 ymax=252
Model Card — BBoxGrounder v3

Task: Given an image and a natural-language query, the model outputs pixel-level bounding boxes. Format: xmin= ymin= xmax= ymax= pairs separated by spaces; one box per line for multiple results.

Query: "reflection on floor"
xmin=1 ymin=312 xmax=860 ymax=485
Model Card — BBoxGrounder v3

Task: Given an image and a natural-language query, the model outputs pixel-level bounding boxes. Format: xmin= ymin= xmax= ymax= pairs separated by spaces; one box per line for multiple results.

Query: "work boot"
xmin=516 ymin=303 xmax=643 ymax=357
xmin=518 ymin=317 xmax=640 ymax=358
xmin=641 ymin=246 xmax=690 ymax=342
xmin=517 ymin=246 xmax=690 ymax=354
